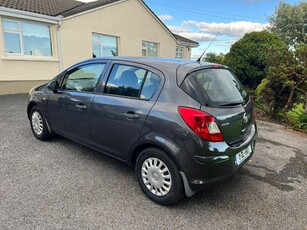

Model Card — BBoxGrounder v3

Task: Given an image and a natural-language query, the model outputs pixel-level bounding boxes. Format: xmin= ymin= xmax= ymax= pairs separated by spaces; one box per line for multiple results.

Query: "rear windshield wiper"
xmin=219 ymin=102 xmax=243 ymax=107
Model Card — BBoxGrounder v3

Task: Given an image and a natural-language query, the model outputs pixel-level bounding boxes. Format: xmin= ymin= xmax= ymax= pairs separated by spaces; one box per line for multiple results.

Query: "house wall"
xmin=0 ymin=16 xmax=60 ymax=94
xmin=59 ymin=0 xmax=178 ymax=68
xmin=0 ymin=0 xmax=193 ymax=95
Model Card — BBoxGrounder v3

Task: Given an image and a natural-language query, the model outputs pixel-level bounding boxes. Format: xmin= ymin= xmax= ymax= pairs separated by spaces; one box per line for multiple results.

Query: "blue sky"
xmin=143 ymin=0 xmax=302 ymax=59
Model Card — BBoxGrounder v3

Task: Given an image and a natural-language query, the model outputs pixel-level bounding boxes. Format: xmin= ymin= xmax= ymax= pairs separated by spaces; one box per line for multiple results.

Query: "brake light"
xmin=178 ymin=107 xmax=224 ymax=142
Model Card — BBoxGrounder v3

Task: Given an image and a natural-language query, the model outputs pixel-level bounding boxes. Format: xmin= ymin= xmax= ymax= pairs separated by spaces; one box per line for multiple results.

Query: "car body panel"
xmin=27 ymin=57 xmax=258 ymax=196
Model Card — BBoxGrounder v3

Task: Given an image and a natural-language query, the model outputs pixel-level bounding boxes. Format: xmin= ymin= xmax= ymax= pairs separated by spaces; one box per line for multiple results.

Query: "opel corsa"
xmin=28 ymin=57 xmax=257 ymax=205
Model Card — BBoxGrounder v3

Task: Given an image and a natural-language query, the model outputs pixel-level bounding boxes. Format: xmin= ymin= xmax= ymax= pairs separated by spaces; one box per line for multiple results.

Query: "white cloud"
xmin=167 ymin=25 xmax=192 ymax=34
xmin=158 ymin=14 xmax=173 ymax=21
xmin=196 ymin=21 xmax=269 ymax=37
xmin=176 ymin=32 xmax=217 ymax=42
xmin=182 ymin=20 xmax=198 ymax=26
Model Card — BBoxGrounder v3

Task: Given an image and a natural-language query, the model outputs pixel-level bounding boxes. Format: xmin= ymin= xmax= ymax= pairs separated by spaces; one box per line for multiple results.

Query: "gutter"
xmin=0 ymin=7 xmax=61 ymax=24
xmin=0 ymin=7 xmax=63 ymax=71
xmin=177 ymin=41 xmax=199 ymax=48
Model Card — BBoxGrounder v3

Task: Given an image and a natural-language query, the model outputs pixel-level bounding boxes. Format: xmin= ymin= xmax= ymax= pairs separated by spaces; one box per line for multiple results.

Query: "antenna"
xmin=196 ymin=31 xmax=220 ymax=63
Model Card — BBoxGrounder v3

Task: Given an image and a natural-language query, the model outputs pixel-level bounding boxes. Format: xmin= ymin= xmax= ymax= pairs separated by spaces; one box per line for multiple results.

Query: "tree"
xmin=256 ymin=40 xmax=307 ymax=117
xmin=224 ymin=31 xmax=285 ymax=89
xmin=269 ymin=2 xmax=307 ymax=48
xmin=203 ymin=52 xmax=224 ymax=64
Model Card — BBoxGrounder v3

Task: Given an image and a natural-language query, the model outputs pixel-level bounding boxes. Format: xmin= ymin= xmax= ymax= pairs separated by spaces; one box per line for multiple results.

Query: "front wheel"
xmin=30 ymin=106 xmax=51 ymax=141
xmin=136 ymin=148 xmax=184 ymax=205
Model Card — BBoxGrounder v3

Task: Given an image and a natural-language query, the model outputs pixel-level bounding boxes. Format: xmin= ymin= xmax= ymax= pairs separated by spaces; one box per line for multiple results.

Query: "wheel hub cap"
xmin=141 ymin=157 xmax=172 ymax=196
xmin=31 ymin=111 xmax=43 ymax=135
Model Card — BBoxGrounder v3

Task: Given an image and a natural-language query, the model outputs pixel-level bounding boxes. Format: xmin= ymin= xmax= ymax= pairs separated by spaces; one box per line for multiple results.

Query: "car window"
xmin=181 ymin=68 xmax=249 ymax=107
xmin=62 ymin=64 xmax=105 ymax=92
xmin=104 ymin=64 xmax=147 ymax=98
xmin=140 ymin=72 xmax=161 ymax=100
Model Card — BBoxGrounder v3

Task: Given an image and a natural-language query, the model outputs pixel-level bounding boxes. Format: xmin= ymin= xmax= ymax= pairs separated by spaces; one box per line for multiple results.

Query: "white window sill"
xmin=2 ymin=56 xmax=59 ymax=62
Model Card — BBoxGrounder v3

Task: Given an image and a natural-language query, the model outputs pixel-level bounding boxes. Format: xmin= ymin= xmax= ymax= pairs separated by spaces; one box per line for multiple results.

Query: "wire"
xmin=145 ymin=1 xmax=267 ymax=22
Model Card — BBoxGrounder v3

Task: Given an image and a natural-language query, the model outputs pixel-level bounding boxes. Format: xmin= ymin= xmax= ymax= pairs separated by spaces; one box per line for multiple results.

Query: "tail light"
xmin=178 ymin=107 xmax=224 ymax=142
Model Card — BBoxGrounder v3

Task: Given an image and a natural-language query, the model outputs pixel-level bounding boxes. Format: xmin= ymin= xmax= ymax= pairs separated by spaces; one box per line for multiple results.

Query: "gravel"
xmin=0 ymin=94 xmax=306 ymax=229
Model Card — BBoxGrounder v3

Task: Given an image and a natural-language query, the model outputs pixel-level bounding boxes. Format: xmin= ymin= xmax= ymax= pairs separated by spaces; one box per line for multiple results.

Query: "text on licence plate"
xmin=235 ymin=145 xmax=252 ymax=165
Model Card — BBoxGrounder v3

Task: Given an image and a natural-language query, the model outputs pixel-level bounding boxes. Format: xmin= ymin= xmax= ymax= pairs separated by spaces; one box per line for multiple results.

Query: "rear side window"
xmin=181 ymin=68 xmax=248 ymax=107
xmin=104 ymin=64 xmax=160 ymax=99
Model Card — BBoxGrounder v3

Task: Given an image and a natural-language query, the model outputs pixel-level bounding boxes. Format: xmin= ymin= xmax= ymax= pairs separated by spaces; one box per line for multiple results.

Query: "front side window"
xmin=2 ymin=19 xmax=52 ymax=56
xmin=92 ymin=33 xmax=118 ymax=57
xmin=142 ymin=41 xmax=158 ymax=57
xmin=176 ymin=47 xmax=184 ymax=59
xmin=62 ymin=64 xmax=106 ymax=92
xmin=104 ymin=64 xmax=161 ymax=99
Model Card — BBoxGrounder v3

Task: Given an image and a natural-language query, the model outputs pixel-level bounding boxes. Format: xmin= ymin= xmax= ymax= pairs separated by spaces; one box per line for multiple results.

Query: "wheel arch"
xmin=129 ymin=141 xmax=184 ymax=172
xmin=27 ymin=102 xmax=38 ymax=119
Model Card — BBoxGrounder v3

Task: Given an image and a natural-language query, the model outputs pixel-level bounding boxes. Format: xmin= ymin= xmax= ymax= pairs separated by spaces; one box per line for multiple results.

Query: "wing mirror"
xmin=48 ymin=80 xmax=59 ymax=92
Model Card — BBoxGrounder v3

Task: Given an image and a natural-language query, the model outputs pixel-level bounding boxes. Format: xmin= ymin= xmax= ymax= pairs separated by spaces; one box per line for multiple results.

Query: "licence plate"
xmin=235 ymin=145 xmax=252 ymax=165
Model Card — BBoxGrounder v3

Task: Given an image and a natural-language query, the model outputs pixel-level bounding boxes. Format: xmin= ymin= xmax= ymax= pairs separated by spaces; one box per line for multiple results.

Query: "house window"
xmin=2 ymin=19 xmax=52 ymax=56
xmin=176 ymin=47 xmax=184 ymax=59
xmin=142 ymin=41 xmax=158 ymax=57
xmin=92 ymin=33 xmax=118 ymax=57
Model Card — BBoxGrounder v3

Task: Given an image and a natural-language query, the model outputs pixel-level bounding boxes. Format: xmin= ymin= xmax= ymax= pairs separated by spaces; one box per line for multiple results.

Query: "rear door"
xmin=47 ymin=62 xmax=107 ymax=144
xmin=180 ymin=67 xmax=253 ymax=145
xmin=90 ymin=62 xmax=163 ymax=159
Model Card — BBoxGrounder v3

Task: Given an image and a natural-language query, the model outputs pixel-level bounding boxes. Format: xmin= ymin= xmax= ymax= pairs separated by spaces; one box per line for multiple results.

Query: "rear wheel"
xmin=136 ymin=148 xmax=184 ymax=205
xmin=30 ymin=106 xmax=51 ymax=140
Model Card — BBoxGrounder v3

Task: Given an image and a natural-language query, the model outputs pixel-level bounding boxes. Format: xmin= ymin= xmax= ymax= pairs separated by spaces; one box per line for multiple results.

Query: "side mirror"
xmin=48 ymin=80 xmax=59 ymax=92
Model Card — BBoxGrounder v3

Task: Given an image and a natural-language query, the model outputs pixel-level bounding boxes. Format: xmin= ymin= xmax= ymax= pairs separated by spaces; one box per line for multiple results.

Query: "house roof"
xmin=0 ymin=0 xmax=199 ymax=46
xmin=0 ymin=0 xmax=121 ymax=17
xmin=172 ymin=34 xmax=199 ymax=46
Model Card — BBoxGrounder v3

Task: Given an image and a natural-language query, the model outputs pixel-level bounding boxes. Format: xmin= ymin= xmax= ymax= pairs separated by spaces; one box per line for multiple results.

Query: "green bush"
xmin=287 ymin=103 xmax=307 ymax=130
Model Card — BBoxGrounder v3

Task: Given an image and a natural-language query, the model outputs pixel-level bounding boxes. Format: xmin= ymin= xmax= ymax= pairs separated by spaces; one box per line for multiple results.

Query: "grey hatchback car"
xmin=28 ymin=57 xmax=257 ymax=205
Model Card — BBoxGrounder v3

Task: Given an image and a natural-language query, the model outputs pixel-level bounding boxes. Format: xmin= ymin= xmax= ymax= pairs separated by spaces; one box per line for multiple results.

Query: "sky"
xmin=78 ymin=0 xmax=302 ymax=59
xmin=143 ymin=0 xmax=302 ymax=59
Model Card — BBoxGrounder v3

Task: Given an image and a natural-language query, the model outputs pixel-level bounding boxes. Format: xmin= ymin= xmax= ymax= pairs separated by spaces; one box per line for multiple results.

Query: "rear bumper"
xmin=180 ymin=123 xmax=257 ymax=194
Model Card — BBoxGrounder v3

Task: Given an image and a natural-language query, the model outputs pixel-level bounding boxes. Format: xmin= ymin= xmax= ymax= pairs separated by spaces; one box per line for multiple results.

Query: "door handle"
xmin=124 ymin=112 xmax=140 ymax=120
xmin=76 ymin=104 xmax=87 ymax=110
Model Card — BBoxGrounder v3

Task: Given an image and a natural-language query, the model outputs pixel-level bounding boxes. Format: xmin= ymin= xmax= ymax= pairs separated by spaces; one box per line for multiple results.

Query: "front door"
xmin=47 ymin=63 xmax=107 ymax=144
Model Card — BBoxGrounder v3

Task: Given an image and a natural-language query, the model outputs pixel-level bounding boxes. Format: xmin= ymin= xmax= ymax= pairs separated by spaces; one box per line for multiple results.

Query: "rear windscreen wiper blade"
xmin=219 ymin=102 xmax=243 ymax=107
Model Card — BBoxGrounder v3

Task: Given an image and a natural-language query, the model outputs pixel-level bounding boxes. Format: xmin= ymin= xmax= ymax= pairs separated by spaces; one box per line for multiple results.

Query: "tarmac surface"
xmin=0 ymin=94 xmax=306 ymax=229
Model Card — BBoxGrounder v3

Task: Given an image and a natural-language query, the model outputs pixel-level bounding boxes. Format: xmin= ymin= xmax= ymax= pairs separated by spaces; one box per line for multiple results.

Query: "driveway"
xmin=0 ymin=94 xmax=306 ymax=229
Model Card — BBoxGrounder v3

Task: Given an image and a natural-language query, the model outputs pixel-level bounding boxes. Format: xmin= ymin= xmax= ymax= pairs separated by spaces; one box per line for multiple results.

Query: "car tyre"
xmin=136 ymin=148 xmax=184 ymax=205
xmin=30 ymin=106 xmax=51 ymax=141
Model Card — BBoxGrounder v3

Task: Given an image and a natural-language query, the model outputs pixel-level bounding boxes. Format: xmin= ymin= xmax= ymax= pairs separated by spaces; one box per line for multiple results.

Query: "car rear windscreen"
xmin=180 ymin=68 xmax=249 ymax=107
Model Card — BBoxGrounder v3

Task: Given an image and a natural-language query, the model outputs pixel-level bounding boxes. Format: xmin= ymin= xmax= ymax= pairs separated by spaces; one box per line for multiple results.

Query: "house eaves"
xmin=0 ymin=6 xmax=62 ymax=24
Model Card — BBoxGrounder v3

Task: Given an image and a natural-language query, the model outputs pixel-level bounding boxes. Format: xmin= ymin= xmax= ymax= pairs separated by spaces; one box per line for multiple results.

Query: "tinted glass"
xmin=140 ymin=72 xmax=161 ymax=100
xmin=62 ymin=64 xmax=105 ymax=92
xmin=104 ymin=64 xmax=147 ymax=98
xmin=181 ymin=68 xmax=249 ymax=107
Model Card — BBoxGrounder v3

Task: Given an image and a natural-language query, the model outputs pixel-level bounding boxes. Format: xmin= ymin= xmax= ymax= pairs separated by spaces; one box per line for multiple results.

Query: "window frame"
xmin=2 ymin=18 xmax=53 ymax=58
xmin=92 ymin=33 xmax=119 ymax=57
xmin=99 ymin=61 xmax=164 ymax=101
xmin=60 ymin=62 xmax=107 ymax=94
xmin=176 ymin=46 xmax=184 ymax=59
xmin=142 ymin=41 xmax=159 ymax=57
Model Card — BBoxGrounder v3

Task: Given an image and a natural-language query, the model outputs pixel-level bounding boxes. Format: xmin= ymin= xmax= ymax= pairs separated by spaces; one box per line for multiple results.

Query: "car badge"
xmin=243 ymin=112 xmax=248 ymax=123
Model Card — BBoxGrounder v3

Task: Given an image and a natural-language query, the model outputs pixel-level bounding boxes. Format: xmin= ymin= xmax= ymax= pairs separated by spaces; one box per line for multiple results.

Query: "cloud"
xmin=158 ymin=14 xmax=173 ymax=21
xmin=196 ymin=21 xmax=269 ymax=37
xmin=175 ymin=32 xmax=217 ymax=42
xmin=167 ymin=25 xmax=192 ymax=33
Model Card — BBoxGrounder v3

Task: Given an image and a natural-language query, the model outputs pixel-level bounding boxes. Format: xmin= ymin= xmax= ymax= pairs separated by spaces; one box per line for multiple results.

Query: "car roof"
xmin=77 ymin=57 xmax=226 ymax=85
